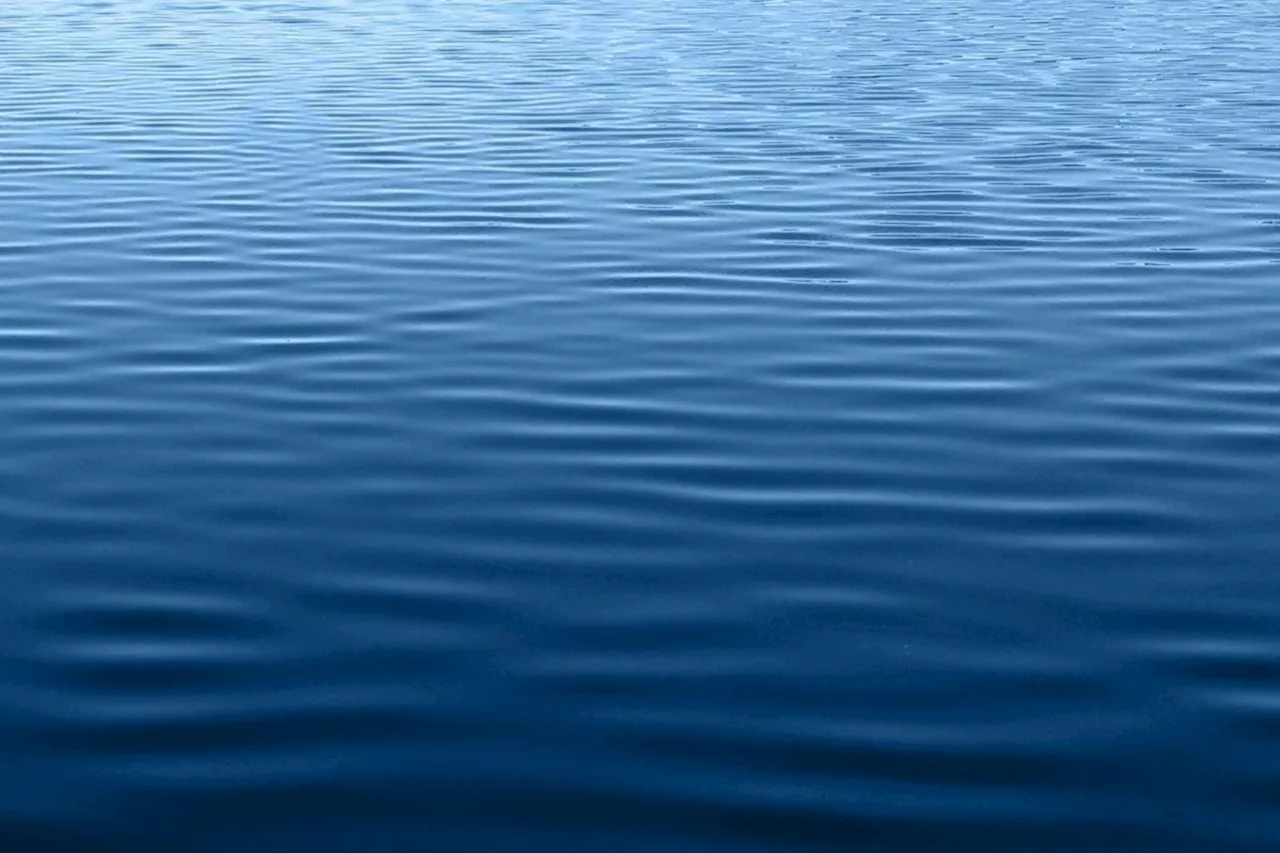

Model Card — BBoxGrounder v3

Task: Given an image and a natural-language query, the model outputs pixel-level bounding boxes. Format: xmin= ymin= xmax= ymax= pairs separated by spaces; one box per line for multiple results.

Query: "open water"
xmin=3 ymin=1 xmax=1280 ymax=850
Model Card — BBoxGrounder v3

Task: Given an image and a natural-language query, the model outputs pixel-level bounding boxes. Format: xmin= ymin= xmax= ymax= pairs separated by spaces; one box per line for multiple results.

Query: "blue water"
xmin=3 ymin=0 xmax=1280 ymax=850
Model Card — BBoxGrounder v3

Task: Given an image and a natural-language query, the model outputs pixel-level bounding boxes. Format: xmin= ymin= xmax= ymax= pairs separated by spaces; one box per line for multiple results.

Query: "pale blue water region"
xmin=2 ymin=0 xmax=1280 ymax=850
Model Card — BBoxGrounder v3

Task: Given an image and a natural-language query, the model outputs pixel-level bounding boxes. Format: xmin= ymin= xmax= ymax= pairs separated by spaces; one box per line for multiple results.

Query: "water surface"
xmin=3 ymin=1 xmax=1280 ymax=850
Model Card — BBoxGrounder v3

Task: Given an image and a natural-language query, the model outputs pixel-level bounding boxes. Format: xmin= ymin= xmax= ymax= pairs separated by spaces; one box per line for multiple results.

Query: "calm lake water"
xmin=3 ymin=0 xmax=1280 ymax=850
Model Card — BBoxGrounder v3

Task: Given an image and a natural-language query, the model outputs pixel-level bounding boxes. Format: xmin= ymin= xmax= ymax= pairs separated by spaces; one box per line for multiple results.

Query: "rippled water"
xmin=3 ymin=0 xmax=1280 ymax=850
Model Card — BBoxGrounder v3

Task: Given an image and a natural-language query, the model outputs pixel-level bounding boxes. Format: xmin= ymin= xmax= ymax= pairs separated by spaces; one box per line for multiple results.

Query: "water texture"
xmin=2 ymin=0 xmax=1280 ymax=850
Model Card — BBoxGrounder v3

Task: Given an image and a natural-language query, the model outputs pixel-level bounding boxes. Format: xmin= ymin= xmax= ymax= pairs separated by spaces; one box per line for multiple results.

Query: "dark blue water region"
xmin=3 ymin=0 xmax=1280 ymax=850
